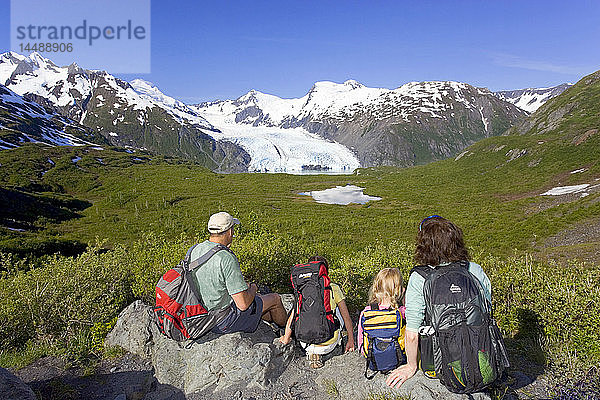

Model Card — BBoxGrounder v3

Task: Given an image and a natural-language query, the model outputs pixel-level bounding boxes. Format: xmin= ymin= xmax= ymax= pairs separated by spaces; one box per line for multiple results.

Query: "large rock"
xmin=107 ymin=299 xmax=492 ymax=399
xmin=106 ymin=301 xmax=294 ymax=395
xmin=314 ymin=351 xmax=491 ymax=400
xmin=0 ymin=367 xmax=36 ymax=400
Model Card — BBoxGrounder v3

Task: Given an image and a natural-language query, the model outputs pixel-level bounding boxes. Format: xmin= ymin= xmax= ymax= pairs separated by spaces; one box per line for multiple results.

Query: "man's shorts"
xmin=211 ymin=296 xmax=263 ymax=334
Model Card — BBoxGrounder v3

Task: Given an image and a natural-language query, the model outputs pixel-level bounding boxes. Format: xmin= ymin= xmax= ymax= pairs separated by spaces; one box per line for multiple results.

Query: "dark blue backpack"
xmin=361 ymin=303 xmax=407 ymax=379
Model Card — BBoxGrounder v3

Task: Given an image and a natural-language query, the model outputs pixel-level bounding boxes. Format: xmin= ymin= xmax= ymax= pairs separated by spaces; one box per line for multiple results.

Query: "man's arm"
xmin=230 ymin=282 xmax=258 ymax=311
xmin=279 ymin=309 xmax=294 ymax=344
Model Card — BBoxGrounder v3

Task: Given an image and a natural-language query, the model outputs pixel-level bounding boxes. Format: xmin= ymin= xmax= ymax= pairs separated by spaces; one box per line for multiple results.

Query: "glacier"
xmin=196 ymin=106 xmax=360 ymax=173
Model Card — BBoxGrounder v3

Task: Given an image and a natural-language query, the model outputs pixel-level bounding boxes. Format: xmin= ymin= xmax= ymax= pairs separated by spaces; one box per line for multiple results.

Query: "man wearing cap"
xmin=190 ymin=211 xmax=288 ymax=334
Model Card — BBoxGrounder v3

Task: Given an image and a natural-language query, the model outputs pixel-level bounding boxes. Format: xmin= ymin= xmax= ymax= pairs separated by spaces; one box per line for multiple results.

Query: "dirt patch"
xmin=533 ymin=217 xmax=600 ymax=266
xmin=544 ymin=218 xmax=600 ymax=248
xmin=537 ymin=243 xmax=600 ymax=267
xmin=572 ymin=128 xmax=598 ymax=146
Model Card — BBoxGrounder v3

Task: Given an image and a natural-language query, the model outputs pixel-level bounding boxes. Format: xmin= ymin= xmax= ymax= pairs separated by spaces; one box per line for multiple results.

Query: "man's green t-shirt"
xmin=190 ymin=240 xmax=248 ymax=311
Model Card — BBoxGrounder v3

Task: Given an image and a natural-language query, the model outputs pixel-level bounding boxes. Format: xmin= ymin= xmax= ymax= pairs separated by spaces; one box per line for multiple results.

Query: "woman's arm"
xmin=337 ymin=300 xmax=355 ymax=352
xmin=385 ymin=329 xmax=418 ymax=387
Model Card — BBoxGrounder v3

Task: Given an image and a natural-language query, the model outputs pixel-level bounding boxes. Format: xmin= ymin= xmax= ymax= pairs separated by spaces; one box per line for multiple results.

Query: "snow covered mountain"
xmin=0 ymin=83 xmax=103 ymax=149
xmin=0 ymin=52 xmax=529 ymax=172
xmin=0 ymin=52 xmax=250 ymax=172
xmin=193 ymin=80 xmax=527 ymax=167
xmin=494 ymin=83 xmax=572 ymax=113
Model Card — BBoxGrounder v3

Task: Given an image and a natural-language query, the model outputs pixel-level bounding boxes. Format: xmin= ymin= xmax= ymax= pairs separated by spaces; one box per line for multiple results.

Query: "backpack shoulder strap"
xmin=410 ymin=265 xmax=433 ymax=280
xmin=183 ymin=244 xmax=232 ymax=306
xmin=183 ymin=244 xmax=199 ymax=265
xmin=187 ymin=244 xmax=232 ymax=271
xmin=369 ymin=302 xmax=379 ymax=311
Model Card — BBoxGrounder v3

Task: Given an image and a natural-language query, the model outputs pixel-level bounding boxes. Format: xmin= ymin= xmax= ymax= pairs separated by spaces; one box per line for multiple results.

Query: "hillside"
xmin=0 ymin=84 xmax=106 ymax=149
xmin=0 ymin=66 xmax=598 ymax=400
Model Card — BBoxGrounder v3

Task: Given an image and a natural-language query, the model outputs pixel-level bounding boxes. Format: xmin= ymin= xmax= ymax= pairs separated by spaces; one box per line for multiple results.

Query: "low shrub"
xmin=0 ymin=241 xmax=132 ymax=353
xmin=0 ymin=232 xmax=598 ymax=380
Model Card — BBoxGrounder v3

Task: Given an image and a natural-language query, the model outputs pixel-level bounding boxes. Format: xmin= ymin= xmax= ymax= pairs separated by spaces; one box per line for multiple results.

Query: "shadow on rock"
xmin=501 ymin=308 xmax=547 ymax=395
xmin=14 ymin=369 xmax=186 ymax=400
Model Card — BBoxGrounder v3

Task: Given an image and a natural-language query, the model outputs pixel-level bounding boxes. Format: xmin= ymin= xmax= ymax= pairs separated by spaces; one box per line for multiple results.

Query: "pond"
xmin=300 ymin=184 xmax=382 ymax=205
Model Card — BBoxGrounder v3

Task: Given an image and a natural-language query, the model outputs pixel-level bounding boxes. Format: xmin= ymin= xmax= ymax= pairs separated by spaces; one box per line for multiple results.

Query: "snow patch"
xmin=570 ymin=168 xmax=587 ymax=174
xmin=300 ymin=185 xmax=381 ymax=205
xmin=455 ymin=150 xmax=469 ymax=161
xmin=541 ymin=184 xmax=590 ymax=196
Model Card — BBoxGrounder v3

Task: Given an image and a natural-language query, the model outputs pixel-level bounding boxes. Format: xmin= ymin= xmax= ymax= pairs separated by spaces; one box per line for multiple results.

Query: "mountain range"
xmin=494 ymin=84 xmax=573 ymax=113
xmin=0 ymin=52 xmax=571 ymax=172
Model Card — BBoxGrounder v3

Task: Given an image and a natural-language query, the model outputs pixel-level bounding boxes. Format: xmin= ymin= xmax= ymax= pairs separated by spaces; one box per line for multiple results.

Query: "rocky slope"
xmin=0 ymin=84 xmax=105 ymax=149
xmin=0 ymin=52 xmax=250 ymax=172
xmin=494 ymin=83 xmax=573 ymax=113
xmin=193 ymin=80 xmax=527 ymax=167
xmin=505 ymin=72 xmax=598 ymax=140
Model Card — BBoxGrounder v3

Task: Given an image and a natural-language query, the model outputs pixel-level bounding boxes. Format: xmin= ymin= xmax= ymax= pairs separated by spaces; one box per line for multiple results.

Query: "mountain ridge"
xmin=0 ymin=51 xmax=572 ymax=172
xmin=494 ymin=83 xmax=573 ymax=113
xmin=193 ymin=79 xmax=528 ymax=167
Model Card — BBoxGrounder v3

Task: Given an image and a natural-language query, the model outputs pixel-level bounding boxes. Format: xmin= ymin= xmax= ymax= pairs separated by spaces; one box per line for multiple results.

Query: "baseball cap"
xmin=207 ymin=212 xmax=240 ymax=234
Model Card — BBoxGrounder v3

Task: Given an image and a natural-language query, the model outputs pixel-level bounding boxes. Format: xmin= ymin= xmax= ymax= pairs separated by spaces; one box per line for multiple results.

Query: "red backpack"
xmin=153 ymin=244 xmax=232 ymax=341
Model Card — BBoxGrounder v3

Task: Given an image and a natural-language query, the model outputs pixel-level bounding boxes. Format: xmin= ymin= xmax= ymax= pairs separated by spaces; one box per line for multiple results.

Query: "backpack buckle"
xmin=418 ymin=325 xmax=435 ymax=336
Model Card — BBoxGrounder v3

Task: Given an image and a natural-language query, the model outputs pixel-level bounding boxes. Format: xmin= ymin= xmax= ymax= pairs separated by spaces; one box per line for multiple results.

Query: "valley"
xmin=0 ymin=54 xmax=598 ymax=398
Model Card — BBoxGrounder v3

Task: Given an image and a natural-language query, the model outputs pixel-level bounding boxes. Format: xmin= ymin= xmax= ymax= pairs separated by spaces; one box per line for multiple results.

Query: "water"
xmin=250 ymin=169 xmax=356 ymax=175
xmin=300 ymin=184 xmax=381 ymax=205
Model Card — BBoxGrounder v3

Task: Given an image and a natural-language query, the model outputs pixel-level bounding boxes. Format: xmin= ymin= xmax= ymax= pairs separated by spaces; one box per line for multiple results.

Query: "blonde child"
xmin=358 ymin=268 xmax=406 ymax=355
xmin=279 ymin=256 xmax=355 ymax=368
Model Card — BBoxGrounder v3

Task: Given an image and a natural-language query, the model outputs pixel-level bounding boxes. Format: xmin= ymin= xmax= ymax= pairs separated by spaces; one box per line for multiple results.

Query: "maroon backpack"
xmin=153 ymin=244 xmax=232 ymax=341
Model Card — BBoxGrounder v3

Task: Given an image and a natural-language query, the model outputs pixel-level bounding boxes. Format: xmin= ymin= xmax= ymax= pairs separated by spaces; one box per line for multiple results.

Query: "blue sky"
xmin=1 ymin=0 xmax=599 ymax=103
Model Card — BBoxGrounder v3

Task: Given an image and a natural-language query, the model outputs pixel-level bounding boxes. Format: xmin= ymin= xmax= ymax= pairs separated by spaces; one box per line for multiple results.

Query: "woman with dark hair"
xmin=385 ymin=215 xmax=492 ymax=388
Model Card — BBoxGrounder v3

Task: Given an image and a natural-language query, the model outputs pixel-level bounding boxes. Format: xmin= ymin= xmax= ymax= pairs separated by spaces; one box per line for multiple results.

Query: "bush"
xmin=0 ymin=241 xmax=132 ymax=353
xmin=235 ymin=230 xmax=312 ymax=293
xmin=0 ymin=232 xmax=598 ymax=379
xmin=128 ymin=232 xmax=194 ymax=303
xmin=333 ymin=240 xmax=413 ymax=309
xmin=483 ymin=254 xmax=600 ymax=370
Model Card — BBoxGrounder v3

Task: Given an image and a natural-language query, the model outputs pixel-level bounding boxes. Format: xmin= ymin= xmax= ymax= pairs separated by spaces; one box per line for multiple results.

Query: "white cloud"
xmin=490 ymin=52 xmax=595 ymax=75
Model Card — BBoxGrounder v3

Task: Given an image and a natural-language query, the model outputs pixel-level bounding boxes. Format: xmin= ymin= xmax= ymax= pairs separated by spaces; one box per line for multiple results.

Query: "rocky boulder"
xmin=0 ymin=367 xmax=36 ymax=400
xmin=106 ymin=299 xmax=494 ymax=399
xmin=105 ymin=300 xmax=294 ymax=395
xmin=313 ymin=351 xmax=490 ymax=400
